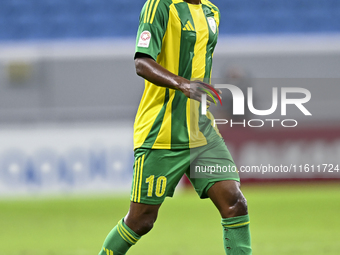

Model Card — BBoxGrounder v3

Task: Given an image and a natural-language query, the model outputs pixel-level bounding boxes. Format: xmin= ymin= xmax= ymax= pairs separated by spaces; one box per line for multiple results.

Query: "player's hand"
xmin=179 ymin=80 xmax=222 ymax=105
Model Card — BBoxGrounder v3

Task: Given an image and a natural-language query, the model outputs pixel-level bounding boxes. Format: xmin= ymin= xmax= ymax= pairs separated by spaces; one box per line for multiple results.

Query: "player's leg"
xmin=189 ymin=138 xmax=251 ymax=255
xmin=207 ymin=180 xmax=247 ymax=218
xmin=98 ymin=147 xmax=189 ymax=255
xmin=124 ymin=201 xmax=161 ymax=235
xmin=208 ymin=180 xmax=251 ymax=255
xmin=99 ymin=202 xmax=161 ymax=255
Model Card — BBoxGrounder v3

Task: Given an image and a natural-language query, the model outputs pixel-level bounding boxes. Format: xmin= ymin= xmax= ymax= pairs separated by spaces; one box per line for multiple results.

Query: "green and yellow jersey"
xmin=134 ymin=0 xmax=222 ymax=150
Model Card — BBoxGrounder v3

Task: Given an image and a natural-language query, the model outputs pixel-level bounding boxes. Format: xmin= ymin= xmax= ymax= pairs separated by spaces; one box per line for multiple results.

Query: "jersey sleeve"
xmin=135 ymin=0 xmax=170 ymax=61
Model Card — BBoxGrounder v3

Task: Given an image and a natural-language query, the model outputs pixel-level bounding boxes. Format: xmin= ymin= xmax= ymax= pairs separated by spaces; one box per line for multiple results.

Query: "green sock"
xmin=99 ymin=218 xmax=141 ymax=255
xmin=221 ymin=215 xmax=252 ymax=255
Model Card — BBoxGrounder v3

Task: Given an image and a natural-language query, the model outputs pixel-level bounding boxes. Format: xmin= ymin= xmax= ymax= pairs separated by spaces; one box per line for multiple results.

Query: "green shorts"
xmin=130 ymin=138 xmax=240 ymax=205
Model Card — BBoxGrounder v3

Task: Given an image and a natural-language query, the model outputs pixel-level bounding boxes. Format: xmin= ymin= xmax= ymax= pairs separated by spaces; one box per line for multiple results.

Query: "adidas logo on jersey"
xmin=183 ymin=20 xmax=195 ymax=31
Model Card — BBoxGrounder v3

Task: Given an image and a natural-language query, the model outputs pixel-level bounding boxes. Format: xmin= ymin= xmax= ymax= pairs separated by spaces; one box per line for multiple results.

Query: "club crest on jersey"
xmin=207 ymin=17 xmax=217 ymax=34
xmin=138 ymin=30 xmax=151 ymax=48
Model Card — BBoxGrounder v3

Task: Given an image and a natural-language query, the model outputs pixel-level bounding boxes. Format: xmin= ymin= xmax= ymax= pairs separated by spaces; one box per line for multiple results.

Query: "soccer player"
xmin=99 ymin=0 xmax=252 ymax=254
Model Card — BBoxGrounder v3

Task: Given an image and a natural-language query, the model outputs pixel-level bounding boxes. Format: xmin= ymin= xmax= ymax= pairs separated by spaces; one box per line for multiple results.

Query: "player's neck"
xmin=184 ymin=0 xmax=201 ymax=5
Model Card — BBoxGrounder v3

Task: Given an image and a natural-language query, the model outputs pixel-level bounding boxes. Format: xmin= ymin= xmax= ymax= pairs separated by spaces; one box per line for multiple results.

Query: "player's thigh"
xmin=187 ymin=138 xmax=240 ymax=199
xmin=131 ymin=147 xmax=189 ymax=205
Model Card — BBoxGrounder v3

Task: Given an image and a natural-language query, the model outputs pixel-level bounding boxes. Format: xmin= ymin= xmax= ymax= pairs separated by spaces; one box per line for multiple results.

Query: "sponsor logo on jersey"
xmin=207 ymin=17 xmax=216 ymax=34
xmin=138 ymin=30 xmax=151 ymax=48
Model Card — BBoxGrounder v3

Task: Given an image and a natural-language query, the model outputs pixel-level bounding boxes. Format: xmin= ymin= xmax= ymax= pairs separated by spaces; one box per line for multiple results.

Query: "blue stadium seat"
xmin=263 ymin=11 xmax=302 ymax=34
xmin=222 ymin=11 xmax=259 ymax=35
xmin=3 ymin=15 xmax=38 ymax=40
xmin=256 ymin=0 xmax=282 ymax=12
xmin=0 ymin=0 xmax=339 ymax=41
xmin=300 ymin=9 xmax=334 ymax=33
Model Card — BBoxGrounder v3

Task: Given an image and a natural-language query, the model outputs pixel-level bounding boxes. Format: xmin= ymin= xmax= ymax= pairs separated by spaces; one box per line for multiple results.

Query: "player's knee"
xmin=138 ymin=217 xmax=156 ymax=235
xmin=219 ymin=188 xmax=248 ymax=218
xmin=129 ymin=214 xmax=156 ymax=236
xmin=235 ymin=193 xmax=248 ymax=214
xmin=125 ymin=211 xmax=158 ymax=236
xmin=224 ymin=192 xmax=248 ymax=218
xmin=124 ymin=202 xmax=161 ymax=236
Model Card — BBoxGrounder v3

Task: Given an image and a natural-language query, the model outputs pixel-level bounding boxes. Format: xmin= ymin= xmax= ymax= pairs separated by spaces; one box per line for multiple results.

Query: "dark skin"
xmin=125 ymin=54 xmax=248 ymax=236
xmin=125 ymin=0 xmax=247 ymax=235
xmin=135 ymin=53 xmax=220 ymax=105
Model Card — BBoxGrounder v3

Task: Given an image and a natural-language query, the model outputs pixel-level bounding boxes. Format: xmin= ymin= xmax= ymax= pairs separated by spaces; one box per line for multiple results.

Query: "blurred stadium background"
xmin=0 ymin=0 xmax=339 ymax=254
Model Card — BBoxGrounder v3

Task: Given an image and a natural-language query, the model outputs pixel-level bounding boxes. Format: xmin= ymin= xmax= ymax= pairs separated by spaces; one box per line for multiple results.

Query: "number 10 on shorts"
xmin=146 ymin=175 xmax=167 ymax=197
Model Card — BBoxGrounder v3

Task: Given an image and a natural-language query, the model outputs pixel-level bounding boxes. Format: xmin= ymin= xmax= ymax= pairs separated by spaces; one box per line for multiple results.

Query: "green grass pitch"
xmin=0 ymin=182 xmax=339 ymax=255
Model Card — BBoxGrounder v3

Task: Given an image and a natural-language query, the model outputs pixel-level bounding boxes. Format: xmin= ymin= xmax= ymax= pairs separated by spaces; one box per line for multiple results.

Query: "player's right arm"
xmin=134 ymin=0 xmax=220 ymax=103
xmin=135 ymin=54 xmax=219 ymax=103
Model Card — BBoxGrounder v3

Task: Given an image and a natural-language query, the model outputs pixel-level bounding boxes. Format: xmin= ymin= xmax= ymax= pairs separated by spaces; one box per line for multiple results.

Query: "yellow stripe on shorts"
xmin=131 ymin=158 xmax=138 ymax=202
xmin=133 ymin=157 xmax=141 ymax=202
xmin=138 ymin=154 xmax=145 ymax=203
